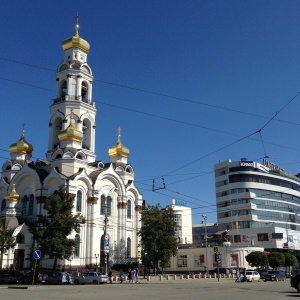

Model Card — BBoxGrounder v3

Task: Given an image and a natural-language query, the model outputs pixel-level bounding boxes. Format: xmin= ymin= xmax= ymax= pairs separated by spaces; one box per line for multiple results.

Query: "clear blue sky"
xmin=1 ymin=1 xmax=300 ymax=224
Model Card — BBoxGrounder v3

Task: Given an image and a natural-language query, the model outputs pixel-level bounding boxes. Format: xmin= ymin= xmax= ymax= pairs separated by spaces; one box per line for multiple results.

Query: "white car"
xmin=245 ymin=271 xmax=261 ymax=282
xmin=74 ymin=272 xmax=106 ymax=285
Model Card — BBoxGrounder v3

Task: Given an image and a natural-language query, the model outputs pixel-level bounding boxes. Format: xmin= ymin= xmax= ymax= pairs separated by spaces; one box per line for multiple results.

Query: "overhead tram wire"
xmin=1 ymin=56 xmax=300 ymax=126
xmin=2 ymin=59 xmax=300 ymax=208
xmin=158 ymin=89 xmax=300 ymax=179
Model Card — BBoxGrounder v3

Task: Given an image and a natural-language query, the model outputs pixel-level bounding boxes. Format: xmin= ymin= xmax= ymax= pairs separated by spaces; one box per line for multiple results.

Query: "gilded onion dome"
xmin=5 ymin=184 xmax=19 ymax=202
xmin=9 ymin=128 xmax=33 ymax=155
xmin=58 ymin=112 xmax=83 ymax=143
xmin=62 ymin=15 xmax=90 ymax=53
xmin=108 ymin=128 xmax=130 ymax=158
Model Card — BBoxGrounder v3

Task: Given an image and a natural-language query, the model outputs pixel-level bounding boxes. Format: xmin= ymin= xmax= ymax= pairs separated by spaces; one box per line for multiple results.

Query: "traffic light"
xmin=137 ymin=246 xmax=142 ymax=258
xmin=213 ymin=246 xmax=219 ymax=253
xmin=214 ymin=253 xmax=218 ymax=262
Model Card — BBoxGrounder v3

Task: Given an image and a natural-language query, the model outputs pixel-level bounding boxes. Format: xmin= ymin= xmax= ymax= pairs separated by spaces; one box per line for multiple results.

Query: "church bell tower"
xmin=46 ymin=15 xmax=97 ymax=163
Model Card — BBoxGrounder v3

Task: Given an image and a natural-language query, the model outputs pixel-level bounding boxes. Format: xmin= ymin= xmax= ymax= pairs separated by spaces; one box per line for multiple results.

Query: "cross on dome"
xmin=75 ymin=13 xmax=80 ymax=36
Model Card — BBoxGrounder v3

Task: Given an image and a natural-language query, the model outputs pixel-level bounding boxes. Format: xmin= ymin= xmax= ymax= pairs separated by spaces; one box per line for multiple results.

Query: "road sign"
xmin=33 ymin=250 xmax=41 ymax=260
xmin=104 ymin=240 xmax=109 ymax=253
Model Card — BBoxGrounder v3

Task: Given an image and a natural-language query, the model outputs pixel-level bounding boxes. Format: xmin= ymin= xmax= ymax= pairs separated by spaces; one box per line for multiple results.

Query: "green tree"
xmin=245 ymin=251 xmax=268 ymax=268
xmin=30 ymin=186 xmax=85 ymax=271
xmin=268 ymin=252 xmax=285 ymax=269
xmin=138 ymin=204 xmax=178 ymax=275
xmin=0 ymin=222 xmax=16 ymax=268
xmin=284 ymin=253 xmax=297 ymax=269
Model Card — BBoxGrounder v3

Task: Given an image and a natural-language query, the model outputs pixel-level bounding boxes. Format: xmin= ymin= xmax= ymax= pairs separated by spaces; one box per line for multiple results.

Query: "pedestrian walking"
xmin=235 ymin=270 xmax=241 ymax=282
xmin=119 ymin=269 xmax=124 ymax=283
xmin=131 ymin=268 xmax=136 ymax=283
xmin=108 ymin=269 xmax=113 ymax=283
xmin=127 ymin=269 xmax=131 ymax=283
xmin=135 ymin=267 xmax=139 ymax=283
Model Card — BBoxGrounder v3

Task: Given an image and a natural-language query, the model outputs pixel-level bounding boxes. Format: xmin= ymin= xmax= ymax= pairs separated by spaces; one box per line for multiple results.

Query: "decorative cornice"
xmin=36 ymin=196 xmax=47 ymax=204
xmin=87 ymin=197 xmax=98 ymax=204
xmin=67 ymin=193 xmax=76 ymax=200
xmin=135 ymin=205 xmax=143 ymax=212
xmin=117 ymin=202 xmax=127 ymax=209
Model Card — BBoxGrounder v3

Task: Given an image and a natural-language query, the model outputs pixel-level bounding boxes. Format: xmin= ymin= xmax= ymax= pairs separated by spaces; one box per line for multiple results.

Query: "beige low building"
xmin=165 ymin=244 xmax=264 ymax=273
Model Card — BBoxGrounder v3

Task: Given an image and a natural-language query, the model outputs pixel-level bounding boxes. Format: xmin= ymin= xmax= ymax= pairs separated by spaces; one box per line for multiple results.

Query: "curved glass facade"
xmin=215 ymin=159 xmax=300 ymax=241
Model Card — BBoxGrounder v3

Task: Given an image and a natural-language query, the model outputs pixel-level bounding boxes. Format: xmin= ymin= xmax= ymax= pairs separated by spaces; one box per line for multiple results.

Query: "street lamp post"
xmin=95 ymin=254 xmax=99 ymax=271
xmin=223 ymin=242 xmax=231 ymax=270
xmin=202 ymin=214 xmax=208 ymax=272
xmin=69 ymin=256 xmax=73 ymax=273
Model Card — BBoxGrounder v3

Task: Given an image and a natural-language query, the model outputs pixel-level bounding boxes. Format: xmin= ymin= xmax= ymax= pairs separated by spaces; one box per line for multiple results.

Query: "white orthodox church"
xmin=0 ymin=19 xmax=143 ymax=271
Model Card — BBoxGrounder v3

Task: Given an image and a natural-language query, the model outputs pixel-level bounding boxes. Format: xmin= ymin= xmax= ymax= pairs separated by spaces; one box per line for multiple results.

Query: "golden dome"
xmin=5 ymin=184 xmax=19 ymax=202
xmin=108 ymin=128 xmax=130 ymax=158
xmin=9 ymin=129 xmax=33 ymax=155
xmin=58 ymin=112 xmax=83 ymax=143
xmin=62 ymin=16 xmax=90 ymax=53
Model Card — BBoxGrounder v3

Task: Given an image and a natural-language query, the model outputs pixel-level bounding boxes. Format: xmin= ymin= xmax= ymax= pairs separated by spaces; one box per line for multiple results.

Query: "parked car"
xmin=245 ymin=270 xmax=261 ymax=282
xmin=0 ymin=273 xmax=19 ymax=284
xmin=96 ymin=272 xmax=108 ymax=283
xmin=209 ymin=268 xmax=227 ymax=275
xmin=45 ymin=272 xmax=72 ymax=284
xmin=264 ymin=270 xmax=285 ymax=281
xmin=285 ymin=270 xmax=291 ymax=278
xmin=74 ymin=272 xmax=105 ymax=285
xmin=257 ymin=269 xmax=271 ymax=280
xmin=291 ymin=269 xmax=300 ymax=292
xmin=18 ymin=271 xmax=43 ymax=284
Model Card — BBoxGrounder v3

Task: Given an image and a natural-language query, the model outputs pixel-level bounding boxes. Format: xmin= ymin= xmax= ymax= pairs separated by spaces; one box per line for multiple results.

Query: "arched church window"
xmin=22 ymin=196 xmax=28 ymax=216
xmin=127 ymin=237 xmax=131 ymax=258
xmin=74 ymin=234 xmax=80 ymax=257
xmin=76 ymin=191 xmax=82 ymax=212
xmin=82 ymin=119 xmax=91 ymax=151
xmin=28 ymin=194 xmax=34 ymax=215
xmin=60 ymin=81 xmax=67 ymax=100
xmin=55 ymin=154 xmax=62 ymax=159
xmin=100 ymin=195 xmax=105 ymax=215
xmin=100 ymin=196 xmax=112 ymax=216
xmin=16 ymin=233 xmax=25 ymax=244
xmin=1 ymin=199 xmax=6 ymax=212
xmin=127 ymin=200 xmax=132 ymax=219
xmin=81 ymin=82 xmax=88 ymax=102
xmin=76 ymin=154 xmax=83 ymax=160
xmin=82 ymin=127 xmax=87 ymax=149
xmin=107 ymin=196 xmax=112 ymax=216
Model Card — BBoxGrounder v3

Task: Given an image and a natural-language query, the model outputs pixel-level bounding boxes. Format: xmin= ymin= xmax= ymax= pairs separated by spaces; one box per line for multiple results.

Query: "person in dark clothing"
xmin=108 ymin=269 xmax=113 ymax=283
xmin=119 ymin=269 xmax=124 ymax=283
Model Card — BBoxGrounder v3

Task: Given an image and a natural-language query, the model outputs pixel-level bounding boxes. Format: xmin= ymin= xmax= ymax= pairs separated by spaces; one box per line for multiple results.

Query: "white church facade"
xmin=0 ymin=19 xmax=143 ymax=271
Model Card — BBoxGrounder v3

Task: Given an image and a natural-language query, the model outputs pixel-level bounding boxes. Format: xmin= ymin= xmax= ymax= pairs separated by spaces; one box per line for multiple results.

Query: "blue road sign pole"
xmin=32 ymin=250 xmax=42 ymax=285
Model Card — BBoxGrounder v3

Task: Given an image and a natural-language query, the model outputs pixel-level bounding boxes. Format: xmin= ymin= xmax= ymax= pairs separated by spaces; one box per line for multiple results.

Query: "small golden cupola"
xmin=58 ymin=110 xmax=83 ymax=145
xmin=5 ymin=184 xmax=20 ymax=202
xmin=1 ymin=184 xmax=21 ymax=217
xmin=108 ymin=128 xmax=130 ymax=163
xmin=9 ymin=127 xmax=34 ymax=160
xmin=62 ymin=14 xmax=90 ymax=54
